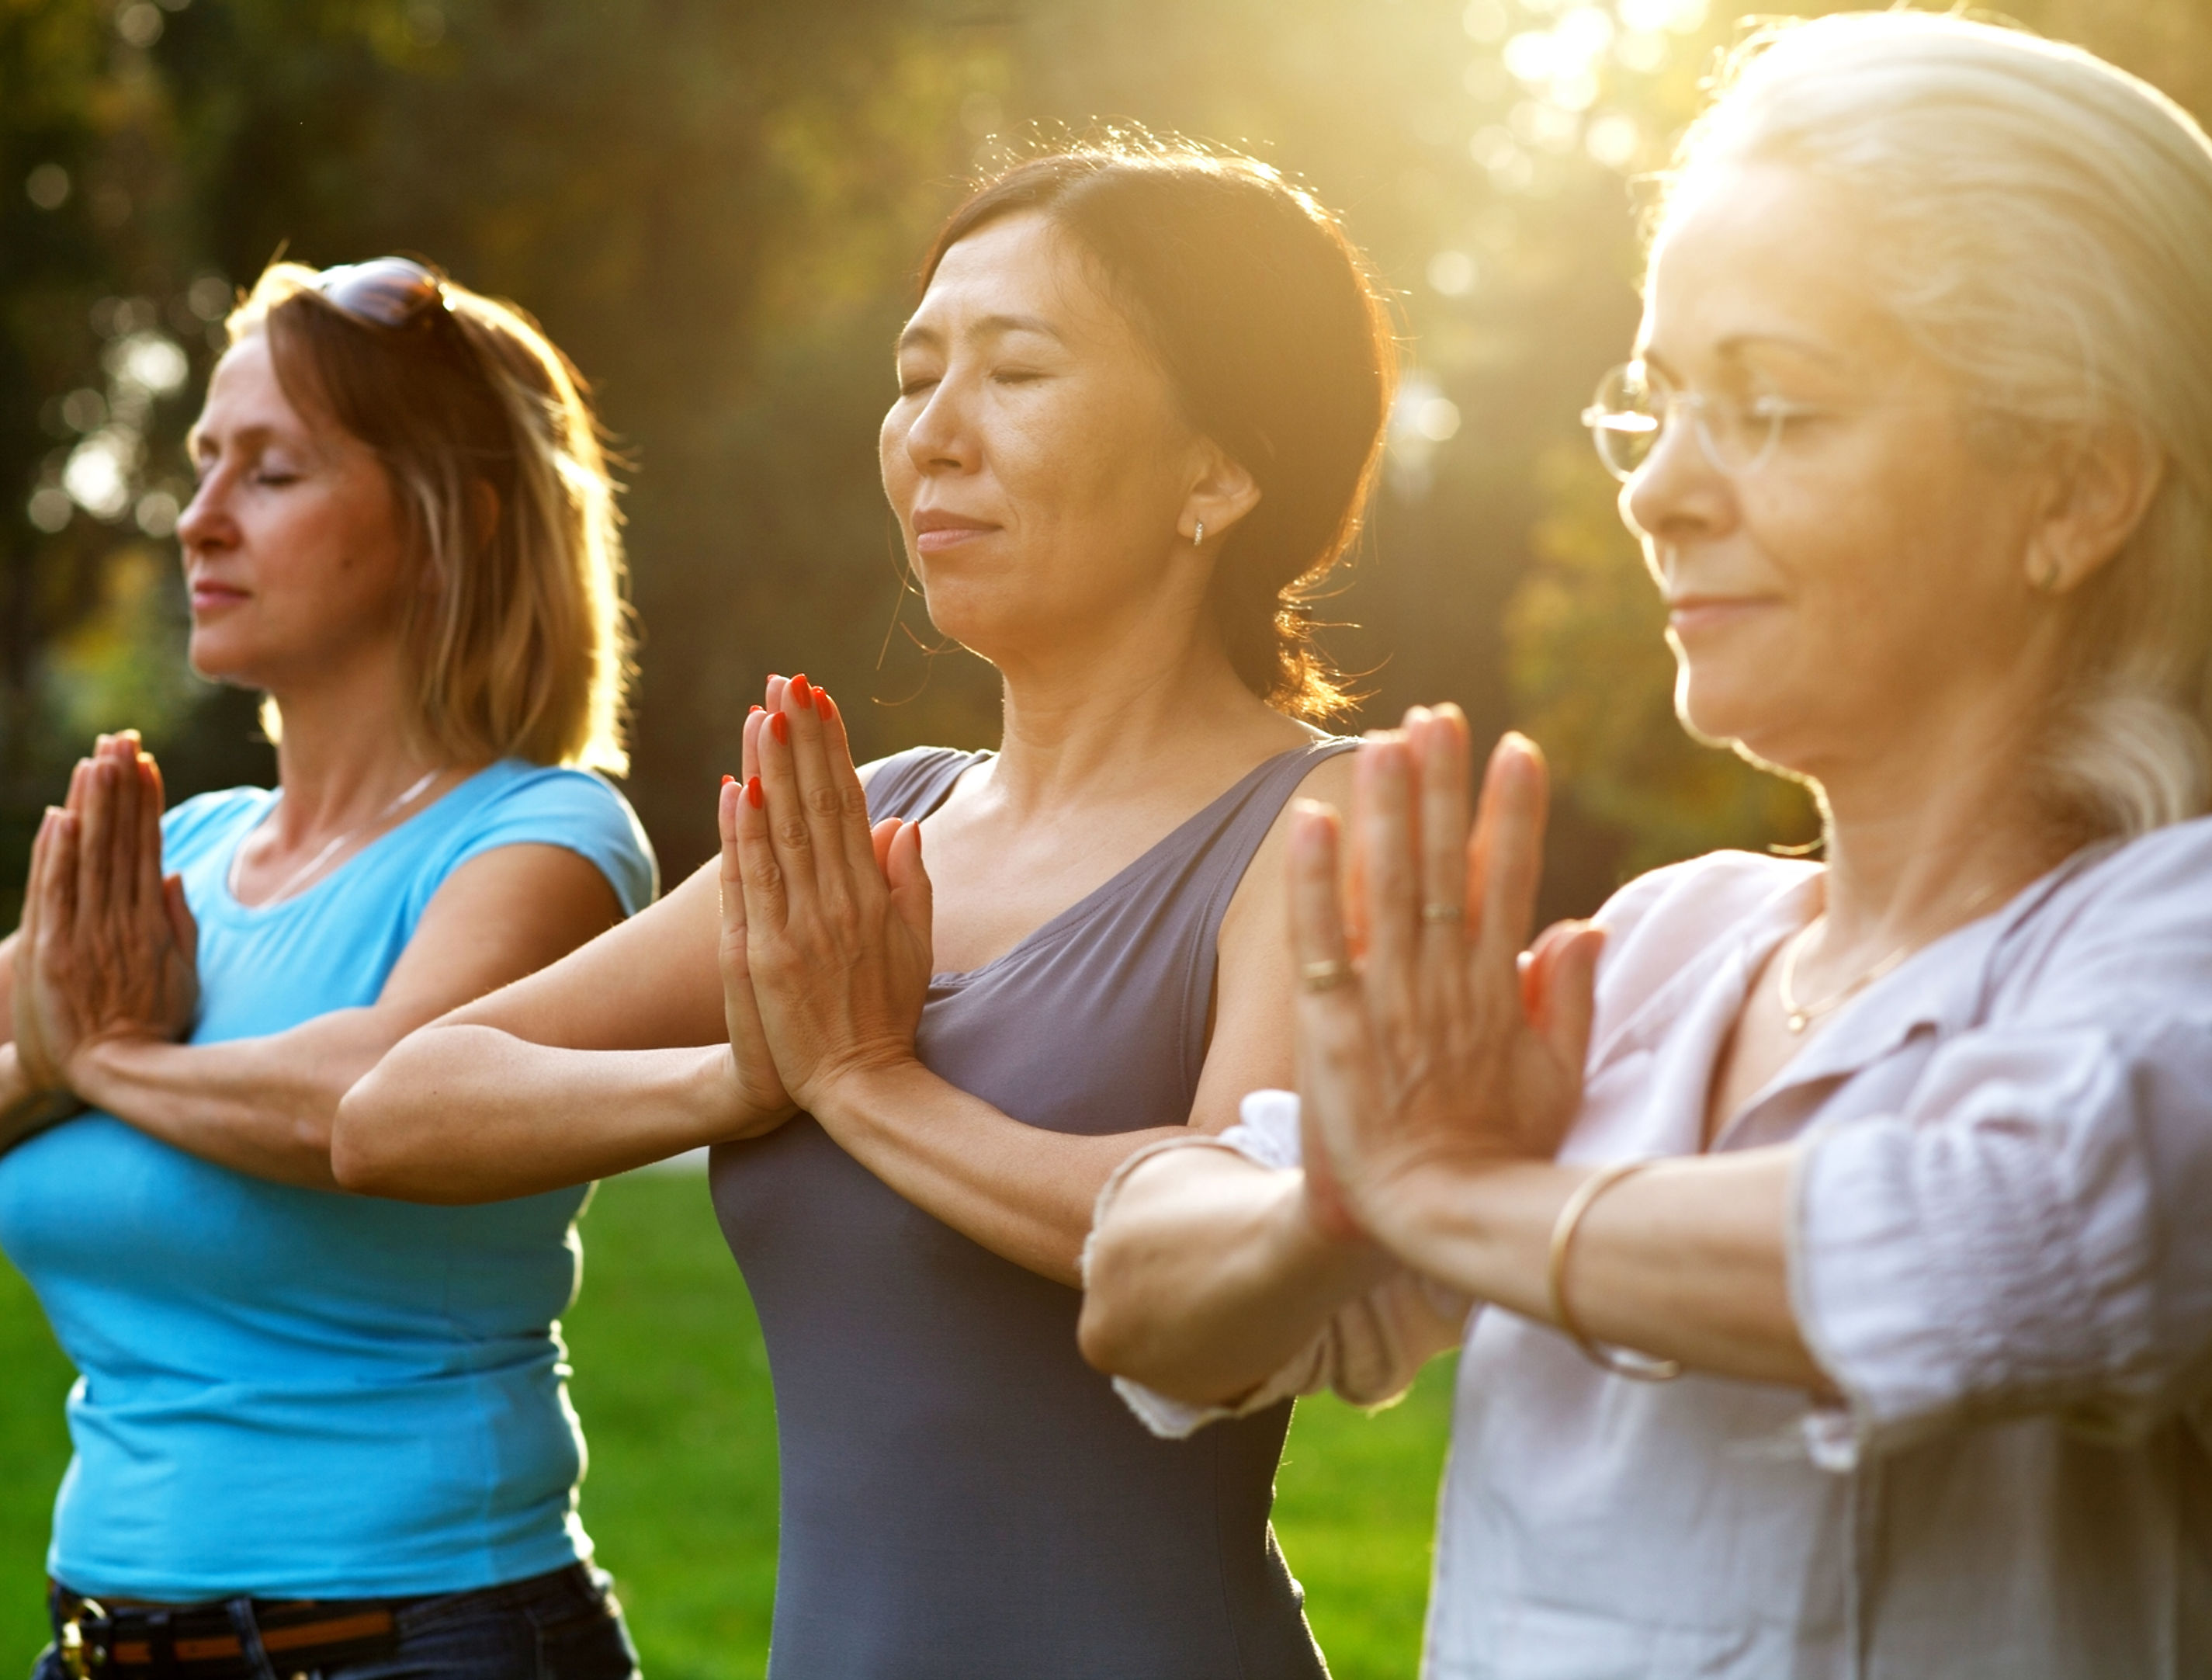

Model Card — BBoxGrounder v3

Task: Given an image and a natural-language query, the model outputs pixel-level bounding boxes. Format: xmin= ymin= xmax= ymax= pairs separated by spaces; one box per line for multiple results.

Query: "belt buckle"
xmin=57 ymin=1599 xmax=107 ymax=1680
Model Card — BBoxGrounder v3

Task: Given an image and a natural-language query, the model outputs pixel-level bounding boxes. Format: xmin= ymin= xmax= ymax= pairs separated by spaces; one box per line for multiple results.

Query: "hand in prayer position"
xmin=14 ymin=731 xmax=198 ymax=1100
xmin=1288 ymin=706 xmax=1606 ymax=1246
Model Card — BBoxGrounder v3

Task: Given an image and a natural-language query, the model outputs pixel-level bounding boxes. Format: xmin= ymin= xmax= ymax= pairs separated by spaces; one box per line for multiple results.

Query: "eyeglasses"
xmin=1581 ymin=361 xmax=1829 ymax=482
xmin=314 ymin=256 xmax=448 ymax=329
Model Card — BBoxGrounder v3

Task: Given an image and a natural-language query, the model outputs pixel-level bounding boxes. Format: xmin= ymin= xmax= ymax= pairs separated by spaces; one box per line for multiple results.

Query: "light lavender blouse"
xmin=1098 ymin=820 xmax=2212 ymax=1678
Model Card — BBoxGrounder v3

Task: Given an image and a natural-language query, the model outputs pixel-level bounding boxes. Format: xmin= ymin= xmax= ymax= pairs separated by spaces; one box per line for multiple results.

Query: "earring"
xmin=1194 ymin=519 xmax=1206 ymax=547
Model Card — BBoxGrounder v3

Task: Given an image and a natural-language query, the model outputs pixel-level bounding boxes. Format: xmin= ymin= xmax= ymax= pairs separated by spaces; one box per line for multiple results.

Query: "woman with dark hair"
xmin=0 ymin=259 xmax=653 ymax=1678
xmin=341 ymin=141 xmax=1396 ymax=1677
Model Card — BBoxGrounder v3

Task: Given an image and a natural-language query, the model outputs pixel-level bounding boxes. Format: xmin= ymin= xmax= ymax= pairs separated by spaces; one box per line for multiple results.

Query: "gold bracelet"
xmin=1545 ymin=1160 xmax=1683 ymax=1382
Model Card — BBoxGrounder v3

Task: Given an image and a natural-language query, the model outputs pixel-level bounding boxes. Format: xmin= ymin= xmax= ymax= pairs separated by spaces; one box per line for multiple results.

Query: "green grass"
xmin=0 ymin=1174 xmax=1452 ymax=1679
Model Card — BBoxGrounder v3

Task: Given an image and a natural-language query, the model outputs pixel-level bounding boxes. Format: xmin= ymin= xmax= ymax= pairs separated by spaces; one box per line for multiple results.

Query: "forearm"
xmin=1078 ymin=1147 xmax=1397 ymax=1402
xmin=1369 ymin=1146 xmax=1825 ymax=1389
xmin=812 ymin=1060 xmax=1190 ymax=1286
xmin=336 ymin=1024 xmax=764 ymax=1203
xmin=65 ymin=1014 xmax=404 ymax=1189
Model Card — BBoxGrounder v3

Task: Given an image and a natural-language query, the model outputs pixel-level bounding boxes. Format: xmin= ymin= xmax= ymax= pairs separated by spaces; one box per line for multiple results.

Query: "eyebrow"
xmin=1643 ymin=331 xmax=1843 ymax=380
xmin=896 ymin=311 xmax=1066 ymax=354
xmin=185 ymin=421 xmax=292 ymax=462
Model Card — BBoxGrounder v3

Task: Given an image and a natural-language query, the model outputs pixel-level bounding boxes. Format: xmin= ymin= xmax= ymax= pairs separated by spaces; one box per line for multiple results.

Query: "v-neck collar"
xmin=1579 ymin=838 xmax=2123 ymax=1158
xmin=925 ymin=739 xmax=1347 ymax=988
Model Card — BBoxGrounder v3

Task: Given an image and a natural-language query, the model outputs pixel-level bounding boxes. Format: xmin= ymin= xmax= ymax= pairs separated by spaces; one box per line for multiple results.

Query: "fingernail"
xmin=750 ymin=705 xmax=763 ymax=716
xmin=817 ymin=689 xmax=836 ymax=721
xmin=791 ymin=674 xmax=813 ymax=710
xmin=722 ymin=774 xmax=736 ymax=786
xmin=745 ymin=776 xmax=763 ymax=808
xmin=769 ymin=713 xmax=788 ymax=745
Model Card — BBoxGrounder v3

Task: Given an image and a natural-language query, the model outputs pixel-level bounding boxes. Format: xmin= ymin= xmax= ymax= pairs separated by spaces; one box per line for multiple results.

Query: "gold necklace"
xmin=1776 ymin=919 xmax=1912 ymax=1035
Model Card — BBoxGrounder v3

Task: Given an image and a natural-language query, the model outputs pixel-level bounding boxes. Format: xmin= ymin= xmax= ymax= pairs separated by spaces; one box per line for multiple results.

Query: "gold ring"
xmin=1300 ymin=958 xmax=1354 ymax=992
xmin=1421 ymin=903 xmax=1465 ymax=923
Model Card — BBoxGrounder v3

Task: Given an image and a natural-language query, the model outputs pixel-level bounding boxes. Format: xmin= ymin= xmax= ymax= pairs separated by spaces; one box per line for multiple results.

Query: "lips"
xmin=1665 ymin=595 xmax=1778 ymax=637
xmin=910 ymin=508 xmax=998 ymax=555
xmin=189 ymin=579 xmax=249 ymax=614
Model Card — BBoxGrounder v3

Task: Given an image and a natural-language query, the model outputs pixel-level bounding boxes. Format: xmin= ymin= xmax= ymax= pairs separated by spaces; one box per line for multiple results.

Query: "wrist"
xmin=1352 ymin=1148 xmax=1536 ymax=1277
xmin=704 ymin=1044 xmax=795 ymax=1139
xmin=61 ymin=1027 xmax=154 ymax=1108
xmin=1295 ymin=1164 xmax=1373 ymax=1251
xmin=1278 ymin=1171 xmax=1393 ymax=1282
xmin=793 ymin=1048 xmax=925 ymax=1132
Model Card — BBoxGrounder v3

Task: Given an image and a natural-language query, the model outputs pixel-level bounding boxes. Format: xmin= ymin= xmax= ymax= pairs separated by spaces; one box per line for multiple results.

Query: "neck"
xmin=981 ymin=600 xmax=1297 ymax=818
xmin=262 ymin=647 xmax=452 ymax=842
xmin=1807 ymin=680 xmax=2079 ymax=960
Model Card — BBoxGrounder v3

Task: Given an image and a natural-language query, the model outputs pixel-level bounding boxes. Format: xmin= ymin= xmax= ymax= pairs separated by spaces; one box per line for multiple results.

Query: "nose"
xmin=1621 ymin=406 xmax=1735 ymax=548
xmin=175 ymin=467 xmax=234 ymax=557
xmin=903 ymin=375 xmax=978 ymax=479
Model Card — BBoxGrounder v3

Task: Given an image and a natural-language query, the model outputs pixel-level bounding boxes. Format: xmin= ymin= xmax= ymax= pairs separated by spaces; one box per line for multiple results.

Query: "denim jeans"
xmin=35 ymin=1564 xmax=640 ymax=1680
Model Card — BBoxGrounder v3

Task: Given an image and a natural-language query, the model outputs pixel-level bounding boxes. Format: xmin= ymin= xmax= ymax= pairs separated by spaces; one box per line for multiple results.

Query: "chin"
xmin=914 ymin=575 xmax=1014 ymax=651
xmin=185 ymin=627 xmax=260 ymax=689
xmin=1672 ymin=660 xmax=1774 ymax=754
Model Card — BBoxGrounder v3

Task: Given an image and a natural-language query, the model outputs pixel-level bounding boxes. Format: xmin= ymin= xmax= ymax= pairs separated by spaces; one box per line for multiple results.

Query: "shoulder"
xmin=1992 ymin=815 xmax=2212 ymax=1013
xmin=160 ymin=785 xmax=272 ymax=868
xmin=861 ymin=745 xmax=983 ymax=821
xmin=428 ymin=760 xmax=659 ymax=916
xmin=1590 ymin=848 xmax=1815 ymax=1008
xmin=1593 ymin=849 xmax=1815 ymax=939
xmin=1285 ymin=740 xmax=1356 ymax=808
xmin=1219 ymin=738 xmax=1359 ymax=938
xmin=2062 ymin=814 xmax=2212 ymax=918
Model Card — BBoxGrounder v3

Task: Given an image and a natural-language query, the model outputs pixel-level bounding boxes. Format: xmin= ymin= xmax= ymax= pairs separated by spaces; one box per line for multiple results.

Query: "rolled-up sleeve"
xmin=1790 ymin=1011 xmax=2212 ymax=1465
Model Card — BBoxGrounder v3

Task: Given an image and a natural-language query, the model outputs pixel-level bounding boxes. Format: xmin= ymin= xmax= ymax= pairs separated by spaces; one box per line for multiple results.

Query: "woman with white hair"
xmin=0 ymin=259 xmax=653 ymax=1680
xmin=1080 ymin=12 xmax=2212 ymax=1676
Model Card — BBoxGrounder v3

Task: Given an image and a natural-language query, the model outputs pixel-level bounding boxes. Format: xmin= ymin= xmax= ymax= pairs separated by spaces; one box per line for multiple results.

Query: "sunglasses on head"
xmin=313 ymin=256 xmax=448 ymax=328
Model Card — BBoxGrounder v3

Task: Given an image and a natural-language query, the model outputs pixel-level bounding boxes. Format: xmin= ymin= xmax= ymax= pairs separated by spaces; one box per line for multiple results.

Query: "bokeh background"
xmin=7 ymin=0 xmax=2210 ymax=907
xmin=4 ymin=2 xmax=2210 ymax=1675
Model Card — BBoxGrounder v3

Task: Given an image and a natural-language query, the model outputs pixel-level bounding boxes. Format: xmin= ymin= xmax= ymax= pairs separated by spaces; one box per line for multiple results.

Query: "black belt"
xmin=53 ymin=1590 xmax=400 ymax=1680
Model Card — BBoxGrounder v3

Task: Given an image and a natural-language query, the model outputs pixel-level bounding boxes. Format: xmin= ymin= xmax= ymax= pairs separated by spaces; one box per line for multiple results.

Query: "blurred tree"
xmin=1482 ymin=0 xmax=2212 ymax=906
xmin=0 ymin=0 xmax=214 ymax=919
xmin=6 ymin=0 xmax=2210 ymax=929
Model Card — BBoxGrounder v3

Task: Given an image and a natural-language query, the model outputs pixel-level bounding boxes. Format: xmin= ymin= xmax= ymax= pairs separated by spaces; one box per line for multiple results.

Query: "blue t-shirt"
xmin=0 ymin=758 xmax=657 ymax=1599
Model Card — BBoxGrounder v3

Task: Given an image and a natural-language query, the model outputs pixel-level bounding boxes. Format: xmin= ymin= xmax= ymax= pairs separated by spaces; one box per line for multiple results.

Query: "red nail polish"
xmin=816 ymin=689 xmax=835 ymax=720
xmin=750 ymin=705 xmax=763 ymax=716
xmin=745 ymin=776 xmax=763 ymax=808
xmin=722 ymin=774 xmax=736 ymax=786
xmin=791 ymin=674 xmax=813 ymax=710
xmin=769 ymin=712 xmax=788 ymax=745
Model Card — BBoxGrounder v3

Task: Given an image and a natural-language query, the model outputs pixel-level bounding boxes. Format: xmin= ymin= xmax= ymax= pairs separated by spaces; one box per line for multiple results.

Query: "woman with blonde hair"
xmin=0 ymin=258 xmax=654 ymax=1680
xmin=1082 ymin=13 xmax=2212 ymax=1677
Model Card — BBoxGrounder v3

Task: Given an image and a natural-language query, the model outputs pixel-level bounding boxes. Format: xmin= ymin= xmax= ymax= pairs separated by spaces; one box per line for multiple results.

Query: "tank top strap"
xmin=864 ymin=747 xmax=987 ymax=824
xmin=1167 ymin=736 xmax=1358 ymax=959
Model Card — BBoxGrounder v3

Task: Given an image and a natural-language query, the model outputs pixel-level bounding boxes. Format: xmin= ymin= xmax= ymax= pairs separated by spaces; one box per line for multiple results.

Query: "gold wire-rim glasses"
xmin=1581 ymin=360 xmax=1830 ymax=482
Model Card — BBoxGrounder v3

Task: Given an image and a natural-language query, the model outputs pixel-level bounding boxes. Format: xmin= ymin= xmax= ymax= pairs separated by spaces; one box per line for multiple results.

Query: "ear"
xmin=2023 ymin=422 xmax=2165 ymax=595
xmin=1179 ymin=439 xmax=1261 ymax=550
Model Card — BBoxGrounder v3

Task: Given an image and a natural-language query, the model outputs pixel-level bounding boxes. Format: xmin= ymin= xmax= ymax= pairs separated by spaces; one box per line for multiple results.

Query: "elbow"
xmin=1076 ymin=1293 xmax=1132 ymax=1380
xmin=330 ymin=1054 xmax=449 ymax=1199
xmin=1075 ymin=1228 xmax=1154 ymax=1380
xmin=328 ymin=1074 xmax=397 ymax=1195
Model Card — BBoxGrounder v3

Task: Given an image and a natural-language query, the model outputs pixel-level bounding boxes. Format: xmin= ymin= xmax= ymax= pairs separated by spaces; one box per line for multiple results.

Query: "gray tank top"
xmin=709 ymin=739 xmax=1352 ymax=1679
